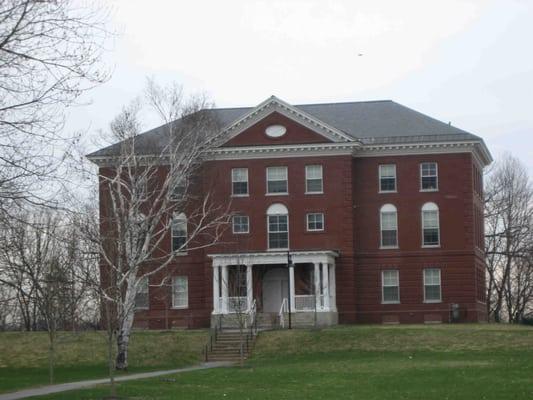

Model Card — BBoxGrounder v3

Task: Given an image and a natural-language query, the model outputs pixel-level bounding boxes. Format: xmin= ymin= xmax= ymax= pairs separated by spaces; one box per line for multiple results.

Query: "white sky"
xmin=68 ymin=0 xmax=533 ymax=171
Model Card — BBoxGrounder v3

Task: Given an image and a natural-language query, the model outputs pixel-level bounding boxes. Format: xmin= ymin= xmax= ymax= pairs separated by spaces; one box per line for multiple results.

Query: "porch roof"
xmin=208 ymin=250 xmax=339 ymax=267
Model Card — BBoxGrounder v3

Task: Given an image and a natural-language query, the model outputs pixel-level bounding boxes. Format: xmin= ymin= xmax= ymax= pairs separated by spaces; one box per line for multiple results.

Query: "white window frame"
xmin=232 ymin=215 xmax=250 ymax=234
xmin=172 ymin=276 xmax=189 ymax=309
xmin=380 ymin=204 xmax=398 ymax=249
xmin=171 ymin=212 xmax=187 ymax=254
xmin=420 ymin=162 xmax=439 ymax=192
xmin=305 ymin=165 xmax=323 ymax=194
xmin=423 ymin=268 xmax=442 ymax=303
xmin=379 ymin=164 xmax=397 ymax=193
xmin=306 ymin=213 xmax=324 ymax=232
xmin=266 ymin=203 xmax=289 ymax=250
xmin=231 ymin=168 xmax=249 ymax=197
xmin=421 ymin=202 xmax=440 ymax=247
xmin=134 ymin=276 xmax=149 ymax=310
xmin=382 ymin=270 xmax=400 ymax=304
xmin=266 ymin=166 xmax=288 ymax=195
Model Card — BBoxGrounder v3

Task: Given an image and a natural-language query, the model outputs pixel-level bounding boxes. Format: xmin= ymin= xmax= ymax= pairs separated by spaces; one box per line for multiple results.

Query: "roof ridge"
xmin=295 ymin=99 xmax=393 ymax=107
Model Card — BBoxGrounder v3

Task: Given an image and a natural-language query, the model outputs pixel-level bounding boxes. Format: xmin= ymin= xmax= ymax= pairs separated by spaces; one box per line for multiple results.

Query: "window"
xmin=305 ymin=165 xmax=323 ymax=193
xmin=306 ymin=213 xmax=324 ymax=231
xmin=382 ymin=270 xmax=399 ymax=303
xmin=424 ymin=269 xmax=441 ymax=302
xmin=420 ymin=162 xmax=438 ymax=191
xmin=380 ymin=204 xmax=398 ymax=248
xmin=232 ymin=215 xmax=249 ymax=234
xmin=422 ymin=202 xmax=440 ymax=246
xmin=266 ymin=167 xmax=288 ymax=194
xmin=134 ymin=277 xmax=149 ymax=310
xmin=231 ymin=168 xmax=248 ymax=196
xmin=267 ymin=203 xmax=289 ymax=249
xmin=172 ymin=276 xmax=188 ymax=308
xmin=171 ymin=213 xmax=187 ymax=252
xmin=379 ymin=164 xmax=396 ymax=192
xmin=171 ymin=176 xmax=188 ymax=199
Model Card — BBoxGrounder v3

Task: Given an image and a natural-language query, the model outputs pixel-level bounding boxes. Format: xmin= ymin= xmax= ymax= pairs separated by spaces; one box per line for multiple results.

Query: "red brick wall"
xmin=99 ymin=139 xmax=487 ymax=327
xmin=352 ymin=153 xmax=487 ymax=323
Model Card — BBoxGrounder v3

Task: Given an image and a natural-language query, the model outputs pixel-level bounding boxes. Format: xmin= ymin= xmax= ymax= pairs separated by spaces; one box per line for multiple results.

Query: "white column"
xmin=246 ymin=264 xmax=253 ymax=311
xmin=212 ymin=265 xmax=220 ymax=314
xmin=329 ymin=263 xmax=337 ymax=312
xmin=322 ymin=262 xmax=330 ymax=311
xmin=314 ymin=262 xmax=321 ymax=310
xmin=221 ymin=264 xmax=229 ymax=313
xmin=289 ymin=264 xmax=296 ymax=312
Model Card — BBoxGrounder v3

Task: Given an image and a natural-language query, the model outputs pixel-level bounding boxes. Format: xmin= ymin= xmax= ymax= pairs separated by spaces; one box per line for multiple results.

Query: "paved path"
xmin=0 ymin=362 xmax=234 ymax=400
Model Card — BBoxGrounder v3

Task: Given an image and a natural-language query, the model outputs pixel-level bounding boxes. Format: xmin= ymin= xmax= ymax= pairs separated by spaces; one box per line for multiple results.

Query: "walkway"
xmin=0 ymin=362 xmax=234 ymax=400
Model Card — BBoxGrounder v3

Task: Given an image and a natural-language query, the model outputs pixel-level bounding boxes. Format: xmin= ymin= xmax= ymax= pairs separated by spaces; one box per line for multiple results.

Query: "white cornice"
xmin=212 ymin=96 xmax=356 ymax=146
xmin=205 ymin=140 xmax=491 ymax=166
xmin=206 ymin=142 xmax=359 ymax=161
xmin=208 ymin=250 xmax=339 ymax=266
xmin=89 ymin=140 xmax=492 ymax=167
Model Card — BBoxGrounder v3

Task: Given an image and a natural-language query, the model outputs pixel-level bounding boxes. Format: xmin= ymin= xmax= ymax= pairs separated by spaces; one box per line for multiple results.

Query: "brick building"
xmin=88 ymin=96 xmax=491 ymax=328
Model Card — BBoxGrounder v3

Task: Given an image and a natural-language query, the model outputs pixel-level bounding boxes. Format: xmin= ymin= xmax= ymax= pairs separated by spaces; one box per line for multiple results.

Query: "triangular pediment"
xmin=213 ymin=96 xmax=355 ymax=148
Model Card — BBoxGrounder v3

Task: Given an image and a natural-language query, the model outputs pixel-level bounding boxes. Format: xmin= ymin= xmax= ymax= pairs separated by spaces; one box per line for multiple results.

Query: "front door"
xmin=262 ymin=268 xmax=288 ymax=313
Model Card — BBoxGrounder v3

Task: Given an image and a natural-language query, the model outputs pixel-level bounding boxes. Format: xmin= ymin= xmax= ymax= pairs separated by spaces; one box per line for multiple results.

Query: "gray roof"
xmin=88 ymin=100 xmax=482 ymax=158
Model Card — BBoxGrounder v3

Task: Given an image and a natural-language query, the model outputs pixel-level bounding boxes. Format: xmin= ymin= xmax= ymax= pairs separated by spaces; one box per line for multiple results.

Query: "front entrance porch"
xmin=208 ymin=251 xmax=338 ymax=328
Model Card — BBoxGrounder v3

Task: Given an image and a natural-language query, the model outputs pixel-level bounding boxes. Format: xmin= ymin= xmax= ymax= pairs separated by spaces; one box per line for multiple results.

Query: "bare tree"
xmin=0 ymin=0 xmax=109 ymax=213
xmin=85 ymin=81 xmax=230 ymax=370
xmin=0 ymin=210 xmax=97 ymax=383
xmin=484 ymin=154 xmax=533 ymax=322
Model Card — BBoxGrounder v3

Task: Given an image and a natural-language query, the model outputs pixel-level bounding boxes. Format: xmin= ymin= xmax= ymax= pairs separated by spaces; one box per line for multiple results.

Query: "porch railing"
xmin=294 ymin=294 xmax=324 ymax=311
xmin=278 ymin=297 xmax=288 ymax=328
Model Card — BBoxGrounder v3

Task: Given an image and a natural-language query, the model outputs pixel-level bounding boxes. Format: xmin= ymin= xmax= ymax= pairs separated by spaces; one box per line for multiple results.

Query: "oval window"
xmin=265 ymin=124 xmax=287 ymax=138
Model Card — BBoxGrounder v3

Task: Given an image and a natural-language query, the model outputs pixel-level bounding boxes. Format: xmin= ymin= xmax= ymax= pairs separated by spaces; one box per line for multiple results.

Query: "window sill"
xmin=267 ymin=248 xmax=289 ymax=252
xmin=379 ymin=246 xmax=399 ymax=250
xmin=135 ymin=307 xmax=149 ymax=311
xmin=423 ymin=300 xmax=442 ymax=304
xmin=233 ymin=231 xmax=250 ymax=235
xmin=265 ymin=192 xmax=288 ymax=196
xmin=173 ymin=251 xmax=188 ymax=256
xmin=422 ymin=245 xmax=440 ymax=248
xmin=231 ymin=194 xmax=249 ymax=198
xmin=379 ymin=190 xmax=397 ymax=194
xmin=420 ymin=189 xmax=439 ymax=192
xmin=382 ymin=301 xmax=400 ymax=305
xmin=306 ymin=229 xmax=324 ymax=233
xmin=305 ymin=191 xmax=324 ymax=195
xmin=171 ymin=306 xmax=189 ymax=309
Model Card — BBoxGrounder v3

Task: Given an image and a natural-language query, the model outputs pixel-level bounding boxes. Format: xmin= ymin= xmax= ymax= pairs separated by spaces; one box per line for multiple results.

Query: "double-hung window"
xmin=305 ymin=165 xmax=323 ymax=193
xmin=422 ymin=202 xmax=440 ymax=246
xmin=172 ymin=276 xmax=188 ymax=308
xmin=421 ymin=162 xmax=438 ymax=191
xmin=134 ymin=277 xmax=149 ymax=310
xmin=267 ymin=203 xmax=289 ymax=249
xmin=171 ymin=213 xmax=187 ymax=252
xmin=424 ymin=269 xmax=441 ymax=302
xmin=232 ymin=168 xmax=248 ymax=196
xmin=382 ymin=270 xmax=400 ymax=303
xmin=306 ymin=213 xmax=324 ymax=231
xmin=266 ymin=167 xmax=288 ymax=194
xmin=380 ymin=204 xmax=398 ymax=248
xmin=232 ymin=215 xmax=249 ymax=234
xmin=379 ymin=164 xmax=396 ymax=192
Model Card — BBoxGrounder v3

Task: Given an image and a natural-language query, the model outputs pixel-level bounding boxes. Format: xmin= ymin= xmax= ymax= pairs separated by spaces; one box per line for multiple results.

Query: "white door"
xmin=262 ymin=268 xmax=288 ymax=313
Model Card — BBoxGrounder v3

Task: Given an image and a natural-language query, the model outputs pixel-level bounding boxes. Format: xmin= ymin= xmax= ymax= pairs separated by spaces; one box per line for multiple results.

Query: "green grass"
xmin=0 ymin=329 xmax=207 ymax=394
xmin=35 ymin=324 xmax=533 ymax=400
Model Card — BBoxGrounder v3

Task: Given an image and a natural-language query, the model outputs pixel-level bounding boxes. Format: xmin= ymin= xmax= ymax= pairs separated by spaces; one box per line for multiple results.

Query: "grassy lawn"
xmin=34 ymin=324 xmax=533 ymax=400
xmin=0 ymin=329 xmax=207 ymax=394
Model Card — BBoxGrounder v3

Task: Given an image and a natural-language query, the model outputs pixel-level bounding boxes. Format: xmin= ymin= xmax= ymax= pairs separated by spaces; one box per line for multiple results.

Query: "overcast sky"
xmin=68 ymin=0 xmax=533 ymax=171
